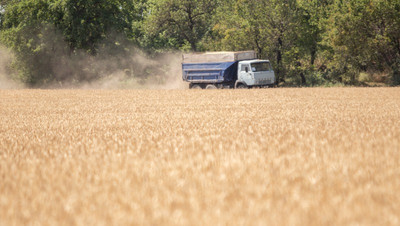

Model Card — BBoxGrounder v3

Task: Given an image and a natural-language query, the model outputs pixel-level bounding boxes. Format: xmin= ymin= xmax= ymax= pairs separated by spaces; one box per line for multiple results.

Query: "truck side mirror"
xmin=245 ymin=67 xmax=249 ymax=73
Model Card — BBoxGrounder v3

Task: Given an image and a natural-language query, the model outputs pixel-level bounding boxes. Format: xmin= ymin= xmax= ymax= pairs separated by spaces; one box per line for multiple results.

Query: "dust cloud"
xmin=1 ymin=30 xmax=187 ymax=90
xmin=0 ymin=47 xmax=23 ymax=89
xmin=76 ymin=50 xmax=187 ymax=90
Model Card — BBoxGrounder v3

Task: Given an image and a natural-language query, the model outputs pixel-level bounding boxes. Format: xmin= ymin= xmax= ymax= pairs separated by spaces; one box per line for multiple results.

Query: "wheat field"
xmin=0 ymin=88 xmax=399 ymax=225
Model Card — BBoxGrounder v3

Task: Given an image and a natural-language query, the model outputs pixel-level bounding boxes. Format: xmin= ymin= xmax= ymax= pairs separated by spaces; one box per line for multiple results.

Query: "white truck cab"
xmin=236 ymin=60 xmax=275 ymax=88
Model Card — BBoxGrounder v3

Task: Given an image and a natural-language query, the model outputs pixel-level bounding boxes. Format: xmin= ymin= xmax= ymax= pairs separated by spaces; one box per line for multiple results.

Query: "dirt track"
xmin=1 ymin=88 xmax=399 ymax=225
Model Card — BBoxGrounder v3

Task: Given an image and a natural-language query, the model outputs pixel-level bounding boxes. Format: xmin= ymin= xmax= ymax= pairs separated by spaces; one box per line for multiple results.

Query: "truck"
xmin=182 ymin=51 xmax=275 ymax=89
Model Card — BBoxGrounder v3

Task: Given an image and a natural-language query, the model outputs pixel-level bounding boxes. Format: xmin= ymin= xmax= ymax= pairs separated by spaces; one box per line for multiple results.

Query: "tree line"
xmin=0 ymin=0 xmax=399 ymax=86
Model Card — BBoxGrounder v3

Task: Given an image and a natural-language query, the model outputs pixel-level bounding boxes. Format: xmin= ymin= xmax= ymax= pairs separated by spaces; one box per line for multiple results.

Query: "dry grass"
xmin=0 ymin=88 xmax=399 ymax=225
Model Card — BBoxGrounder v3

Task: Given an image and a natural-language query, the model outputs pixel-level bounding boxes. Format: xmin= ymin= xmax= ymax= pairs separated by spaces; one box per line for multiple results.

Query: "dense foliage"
xmin=0 ymin=0 xmax=399 ymax=86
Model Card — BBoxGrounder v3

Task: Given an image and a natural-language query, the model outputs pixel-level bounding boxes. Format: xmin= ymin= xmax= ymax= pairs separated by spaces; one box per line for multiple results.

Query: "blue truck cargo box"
xmin=182 ymin=61 xmax=238 ymax=83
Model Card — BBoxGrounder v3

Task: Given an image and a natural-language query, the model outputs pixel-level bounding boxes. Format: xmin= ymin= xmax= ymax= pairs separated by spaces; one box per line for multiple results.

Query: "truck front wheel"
xmin=236 ymin=83 xmax=248 ymax=89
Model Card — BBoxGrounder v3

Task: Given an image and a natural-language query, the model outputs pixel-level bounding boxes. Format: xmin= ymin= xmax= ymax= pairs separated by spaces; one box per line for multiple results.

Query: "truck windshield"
xmin=251 ymin=62 xmax=270 ymax=72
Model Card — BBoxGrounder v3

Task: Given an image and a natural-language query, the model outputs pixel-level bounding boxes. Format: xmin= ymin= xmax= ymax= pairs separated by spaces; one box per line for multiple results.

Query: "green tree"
xmin=0 ymin=0 xmax=55 ymax=84
xmin=211 ymin=0 xmax=299 ymax=84
xmin=290 ymin=0 xmax=333 ymax=85
xmin=0 ymin=0 xmax=140 ymax=85
xmin=144 ymin=0 xmax=218 ymax=51
xmin=202 ymin=0 xmax=253 ymax=52
xmin=297 ymin=0 xmax=332 ymax=66
xmin=329 ymin=0 xmax=400 ymax=85
xmin=50 ymin=0 xmax=137 ymax=54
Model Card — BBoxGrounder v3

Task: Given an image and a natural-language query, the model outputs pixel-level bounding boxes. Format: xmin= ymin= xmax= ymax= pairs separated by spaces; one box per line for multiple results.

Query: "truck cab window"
xmin=251 ymin=62 xmax=270 ymax=72
xmin=241 ymin=65 xmax=249 ymax=72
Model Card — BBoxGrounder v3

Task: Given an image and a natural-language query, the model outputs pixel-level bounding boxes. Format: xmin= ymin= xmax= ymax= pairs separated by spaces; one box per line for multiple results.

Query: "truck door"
xmin=239 ymin=64 xmax=252 ymax=85
xmin=251 ymin=62 xmax=275 ymax=85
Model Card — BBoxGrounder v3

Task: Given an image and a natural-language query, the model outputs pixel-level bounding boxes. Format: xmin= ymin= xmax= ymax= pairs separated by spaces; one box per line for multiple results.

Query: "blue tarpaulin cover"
xmin=182 ymin=61 xmax=238 ymax=83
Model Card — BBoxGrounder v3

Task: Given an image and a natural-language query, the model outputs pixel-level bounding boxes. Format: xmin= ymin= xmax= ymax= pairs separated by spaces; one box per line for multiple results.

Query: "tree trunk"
xmin=254 ymin=35 xmax=262 ymax=57
xmin=190 ymin=41 xmax=197 ymax=52
xmin=276 ymin=36 xmax=284 ymax=83
xmin=300 ymin=72 xmax=306 ymax=85
xmin=310 ymin=47 xmax=316 ymax=66
xmin=392 ymin=64 xmax=400 ymax=86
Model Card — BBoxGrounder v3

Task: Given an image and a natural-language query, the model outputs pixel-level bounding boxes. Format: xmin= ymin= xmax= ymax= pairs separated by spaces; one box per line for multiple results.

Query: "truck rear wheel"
xmin=205 ymin=84 xmax=217 ymax=89
xmin=191 ymin=84 xmax=202 ymax=89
